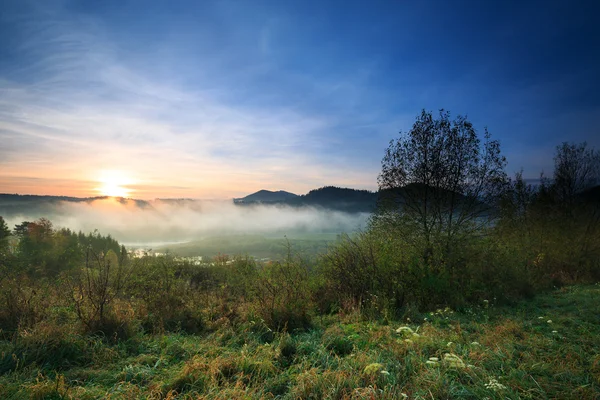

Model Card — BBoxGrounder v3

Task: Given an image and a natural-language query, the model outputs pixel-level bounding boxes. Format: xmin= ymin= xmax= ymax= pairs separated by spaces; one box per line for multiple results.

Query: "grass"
xmin=154 ymin=233 xmax=340 ymax=260
xmin=1 ymin=284 xmax=599 ymax=399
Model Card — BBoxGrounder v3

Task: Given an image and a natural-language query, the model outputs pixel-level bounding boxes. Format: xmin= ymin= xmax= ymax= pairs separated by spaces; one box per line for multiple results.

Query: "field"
xmin=1 ymin=284 xmax=598 ymax=399
xmin=153 ymin=233 xmax=341 ymax=260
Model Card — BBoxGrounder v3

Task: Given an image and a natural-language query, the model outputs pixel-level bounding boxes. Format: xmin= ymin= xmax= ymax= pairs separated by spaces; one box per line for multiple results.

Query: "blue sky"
xmin=1 ymin=0 xmax=599 ymax=198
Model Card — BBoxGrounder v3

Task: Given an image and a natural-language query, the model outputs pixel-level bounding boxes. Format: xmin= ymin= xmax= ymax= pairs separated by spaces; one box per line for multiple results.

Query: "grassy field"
xmin=1 ymin=284 xmax=598 ymax=399
xmin=154 ymin=233 xmax=341 ymax=260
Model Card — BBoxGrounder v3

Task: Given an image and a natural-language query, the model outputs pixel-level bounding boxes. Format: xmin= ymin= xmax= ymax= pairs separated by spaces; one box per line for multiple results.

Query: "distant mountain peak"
xmin=234 ymin=190 xmax=298 ymax=203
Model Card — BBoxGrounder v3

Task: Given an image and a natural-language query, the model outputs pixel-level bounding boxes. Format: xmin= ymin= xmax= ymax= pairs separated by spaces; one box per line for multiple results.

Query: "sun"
xmin=95 ymin=170 xmax=134 ymax=198
xmin=98 ymin=182 xmax=130 ymax=197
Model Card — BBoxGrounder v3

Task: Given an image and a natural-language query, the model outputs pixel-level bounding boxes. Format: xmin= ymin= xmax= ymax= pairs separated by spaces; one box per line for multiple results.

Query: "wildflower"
xmin=443 ymin=353 xmax=466 ymax=368
xmin=552 ymin=330 xmax=558 ymax=334
xmin=424 ymin=317 xmax=428 ymax=322
xmin=484 ymin=378 xmax=507 ymax=391
xmin=380 ymin=370 xmax=390 ymax=375
xmin=363 ymin=363 xmax=384 ymax=375
xmin=547 ymin=320 xmax=552 ymax=324
xmin=428 ymin=357 xmax=439 ymax=362
xmin=471 ymin=341 xmax=480 ymax=346
xmin=425 ymin=360 xmax=439 ymax=366
xmin=538 ymin=317 xmax=544 ymax=320
xmin=396 ymin=326 xmax=414 ymax=334
xmin=447 ymin=341 xmax=454 ymax=347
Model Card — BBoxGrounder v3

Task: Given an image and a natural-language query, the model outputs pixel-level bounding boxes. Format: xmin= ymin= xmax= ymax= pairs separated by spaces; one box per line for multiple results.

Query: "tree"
xmin=0 ymin=216 xmax=10 ymax=250
xmin=68 ymin=247 xmax=132 ymax=334
xmin=375 ymin=109 xmax=508 ymax=264
xmin=0 ymin=216 xmax=13 ymax=280
xmin=552 ymin=142 xmax=600 ymax=212
xmin=548 ymin=142 xmax=600 ymax=278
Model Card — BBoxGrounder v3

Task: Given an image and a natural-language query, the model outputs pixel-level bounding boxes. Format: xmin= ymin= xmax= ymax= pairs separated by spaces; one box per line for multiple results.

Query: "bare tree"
xmin=375 ymin=109 xmax=508 ymax=263
xmin=69 ymin=247 xmax=131 ymax=332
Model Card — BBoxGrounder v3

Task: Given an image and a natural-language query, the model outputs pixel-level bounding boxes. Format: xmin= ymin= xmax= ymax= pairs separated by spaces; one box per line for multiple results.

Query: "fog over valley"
xmin=0 ymin=196 xmax=370 ymax=246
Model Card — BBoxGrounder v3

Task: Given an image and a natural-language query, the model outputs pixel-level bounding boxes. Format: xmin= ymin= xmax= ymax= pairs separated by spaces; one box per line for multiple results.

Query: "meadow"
xmin=153 ymin=233 xmax=339 ymax=260
xmin=0 ymin=283 xmax=598 ymax=399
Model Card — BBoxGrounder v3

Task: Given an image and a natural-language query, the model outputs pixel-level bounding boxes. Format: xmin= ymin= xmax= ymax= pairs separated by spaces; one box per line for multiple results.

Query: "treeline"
xmin=2 ymin=218 xmax=123 ymax=278
xmin=0 ymin=110 xmax=598 ymax=345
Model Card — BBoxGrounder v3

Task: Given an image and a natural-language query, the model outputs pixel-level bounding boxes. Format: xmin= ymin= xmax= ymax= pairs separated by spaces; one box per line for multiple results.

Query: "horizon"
xmin=0 ymin=186 xmax=369 ymax=201
xmin=1 ymin=0 xmax=599 ymax=199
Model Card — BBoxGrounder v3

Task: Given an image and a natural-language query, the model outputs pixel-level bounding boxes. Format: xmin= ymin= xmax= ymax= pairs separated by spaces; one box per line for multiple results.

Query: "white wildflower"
xmin=547 ymin=320 xmax=552 ymax=324
xmin=443 ymin=353 xmax=466 ymax=368
xmin=485 ymin=378 xmax=507 ymax=391
xmin=471 ymin=341 xmax=480 ymax=346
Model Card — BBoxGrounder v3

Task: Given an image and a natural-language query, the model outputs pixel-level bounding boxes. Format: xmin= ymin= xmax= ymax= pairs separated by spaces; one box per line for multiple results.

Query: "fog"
xmin=2 ymin=197 xmax=369 ymax=244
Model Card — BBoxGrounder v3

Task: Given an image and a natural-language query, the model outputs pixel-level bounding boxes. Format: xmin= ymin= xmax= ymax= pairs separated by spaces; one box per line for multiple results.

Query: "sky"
xmin=1 ymin=0 xmax=599 ymax=199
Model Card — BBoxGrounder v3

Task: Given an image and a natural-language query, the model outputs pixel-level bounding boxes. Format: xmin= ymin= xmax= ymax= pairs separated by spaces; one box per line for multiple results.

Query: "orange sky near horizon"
xmin=0 ymin=166 xmax=377 ymax=199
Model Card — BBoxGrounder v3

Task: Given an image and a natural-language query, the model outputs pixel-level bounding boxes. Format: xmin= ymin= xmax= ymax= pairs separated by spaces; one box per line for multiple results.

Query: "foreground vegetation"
xmin=0 ymin=284 xmax=598 ymax=399
xmin=1 ymin=110 xmax=599 ymax=398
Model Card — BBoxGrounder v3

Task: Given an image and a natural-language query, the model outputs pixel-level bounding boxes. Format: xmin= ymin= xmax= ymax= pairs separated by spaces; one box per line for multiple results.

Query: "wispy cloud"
xmin=0 ymin=1 xmax=391 ymax=198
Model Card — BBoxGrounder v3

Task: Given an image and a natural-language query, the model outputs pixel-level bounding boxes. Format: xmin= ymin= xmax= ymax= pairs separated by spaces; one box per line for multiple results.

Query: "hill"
xmin=286 ymin=186 xmax=378 ymax=212
xmin=0 ymin=194 xmax=151 ymax=216
xmin=234 ymin=190 xmax=298 ymax=203
xmin=233 ymin=186 xmax=378 ymax=213
xmin=579 ymin=184 xmax=600 ymax=202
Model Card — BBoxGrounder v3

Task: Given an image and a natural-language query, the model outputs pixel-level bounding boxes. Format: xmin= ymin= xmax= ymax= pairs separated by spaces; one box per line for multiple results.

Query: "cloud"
xmin=0 ymin=1 xmax=390 ymax=198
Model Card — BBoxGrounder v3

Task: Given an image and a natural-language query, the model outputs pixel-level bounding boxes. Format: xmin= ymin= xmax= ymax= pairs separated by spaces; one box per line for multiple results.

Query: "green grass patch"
xmin=1 ymin=284 xmax=599 ymax=399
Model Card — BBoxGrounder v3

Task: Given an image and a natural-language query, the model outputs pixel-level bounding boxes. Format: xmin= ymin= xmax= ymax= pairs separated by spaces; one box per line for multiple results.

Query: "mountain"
xmin=234 ymin=186 xmax=378 ymax=213
xmin=234 ymin=190 xmax=298 ymax=203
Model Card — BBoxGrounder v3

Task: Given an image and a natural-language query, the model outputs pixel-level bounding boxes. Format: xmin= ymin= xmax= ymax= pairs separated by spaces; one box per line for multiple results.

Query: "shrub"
xmin=253 ymin=244 xmax=312 ymax=331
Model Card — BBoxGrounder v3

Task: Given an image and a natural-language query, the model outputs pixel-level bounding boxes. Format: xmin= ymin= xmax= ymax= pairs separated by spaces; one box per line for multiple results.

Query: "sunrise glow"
xmin=95 ymin=171 xmax=134 ymax=198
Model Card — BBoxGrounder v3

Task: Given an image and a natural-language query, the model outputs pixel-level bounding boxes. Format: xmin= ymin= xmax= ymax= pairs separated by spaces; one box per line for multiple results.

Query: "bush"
xmin=253 ymin=245 xmax=312 ymax=331
xmin=0 ymin=277 xmax=51 ymax=335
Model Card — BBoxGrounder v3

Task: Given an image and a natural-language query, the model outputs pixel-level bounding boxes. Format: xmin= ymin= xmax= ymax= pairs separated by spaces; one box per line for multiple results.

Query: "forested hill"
xmin=235 ymin=186 xmax=378 ymax=213
xmin=0 ymin=194 xmax=151 ymax=215
xmin=233 ymin=190 xmax=298 ymax=203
